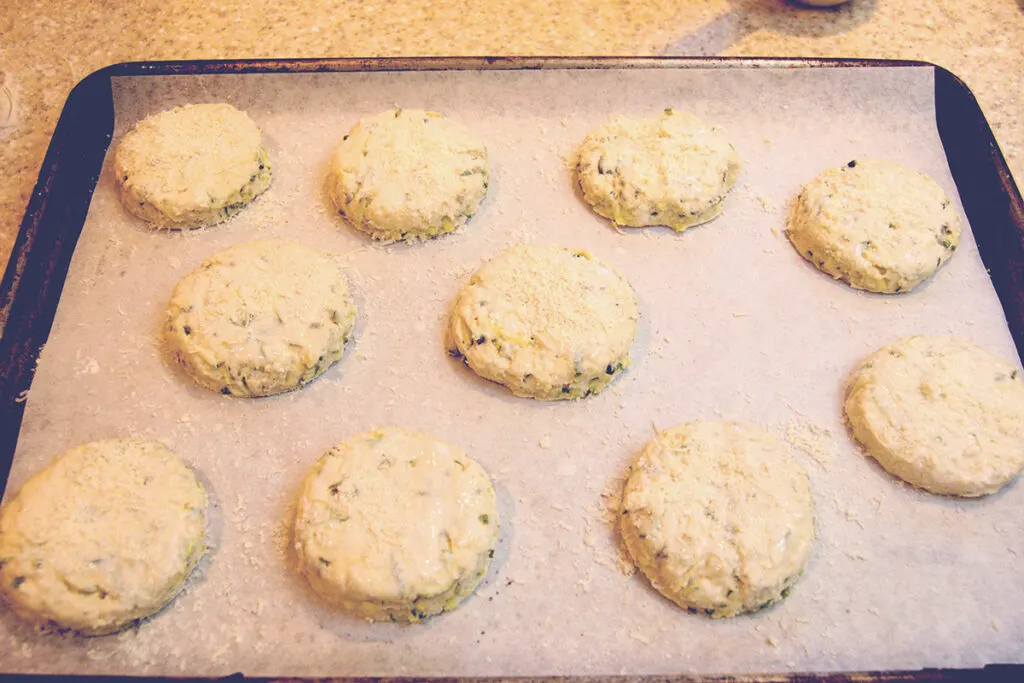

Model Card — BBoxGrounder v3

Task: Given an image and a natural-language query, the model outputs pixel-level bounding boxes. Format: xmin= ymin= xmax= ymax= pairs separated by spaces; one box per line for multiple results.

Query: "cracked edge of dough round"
xmin=786 ymin=159 xmax=962 ymax=293
xmin=576 ymin=108 xmax=741 ymax=231
xmin=114 ymin=103 xmax=272 ymax=230
xmin=327 ymin=108 xmax=490 ymax=242
xmin=293 ymin=428 xmax=498 ymax=622
xmin=0 ymin=439 xmax=208 ymax=635
xmin=447 ymin=243 xmax=639 ymax=400
xmin=844 ymin=335 xmax=1024 ymax=496
xmin=621 ymin=421 xmax=815 ymax=618
xmin=165 ymin=239 xmax=357 ymax=398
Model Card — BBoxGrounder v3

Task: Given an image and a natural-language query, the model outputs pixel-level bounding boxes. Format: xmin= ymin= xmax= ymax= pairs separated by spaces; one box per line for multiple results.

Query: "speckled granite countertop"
xmin=2 ymin=0 xmax=1023 ymax=274
xmin=1 ymin=2 xmax=1023 ymax=680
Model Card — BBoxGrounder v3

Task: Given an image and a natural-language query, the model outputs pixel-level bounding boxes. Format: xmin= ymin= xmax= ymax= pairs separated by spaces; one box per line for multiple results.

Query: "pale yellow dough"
xmin=787 ymin=159 xmax=961 ymax=293
xmin=293 ymin=428 xmax=498 ymax=622
xmin=165 ymin=240 xmax=356 ymax=397
xmin=621 ymin=422 xmax=815 ymax=618
xmin=448 ymin=243 xmax=639 ymax=400
xmin=576 ymin=109 xmax=741 ymax=231
xmin=327 ymin=108 xmax=489 ymax=242
xmin=114 ymin=103 xmax=271 ymax=229
xmin=0 ymin=439 xmax=207 ymax=635
xmin=845 ymin=336 xmax=1024 ymax=496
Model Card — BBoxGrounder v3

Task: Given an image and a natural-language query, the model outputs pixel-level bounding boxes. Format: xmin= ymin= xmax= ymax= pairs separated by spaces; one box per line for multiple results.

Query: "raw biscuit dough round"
xmin=165 ymin=239 xmax=356 ymax=397
xmin=787 ymin=159 xmax=961 ymax=293
xmin=845 ymin=335 xmax=1024 ymax=496
xmin=0 ymin=439 xmax=208 ymax=635
xmin=576 ymin=108 xmax=741 ymax=231
xmin=327 ymin=108 xmax=489 ymax=242
xmin=621 ymin=421 xmax=815 ymax=618
xmin=293 ymin=428 xmax=498 ymax=622
xmin=448 ymin=243 xmax=639 ymax=400
xmin=114 ymin=103 xmax=271 ymax=229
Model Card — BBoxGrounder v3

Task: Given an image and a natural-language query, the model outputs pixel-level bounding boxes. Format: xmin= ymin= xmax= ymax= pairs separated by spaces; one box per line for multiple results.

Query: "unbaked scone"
xmin=0 ymin=439 xmax=207 ymax=635
xmin=845 ymin=335 xmax=1024 ymax=496
xmin=787 ymin=159 xmax=961 ymax=293
xmin=293 ymin=428 xmax=498 ymax=622
xmin=114 ymin=103 xmax=271 ymax=229
xmin=576 ymin=109 xmax=741 ymax=231
xmin=448 ymin=243 xmax=639 ymax=400
xmin=327 ymin=108 xmax=489 ymax=242
xmin=166 ymin=240 xmax=356 ymax=397
xmin=621 ymin=422 xmax=815 ymax=618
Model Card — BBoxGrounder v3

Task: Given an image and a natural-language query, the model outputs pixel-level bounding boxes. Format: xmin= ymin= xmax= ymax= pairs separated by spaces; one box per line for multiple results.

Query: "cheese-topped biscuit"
xmin=576 ymin=109 xmax=741 ymax=231
xmin=0 ymin=439 xmax=207 ymax=635
xmin=327 ymin=108 xmax=489 ymax=242
xmin=166 ymin=240 xmax=356 ymax=397
xmin=293 ymin=428 xmax=498 ymax=622
xmin=622 ymin=422 xmax=815 ymax=618
xmin=114 ymin=103 xmax=271 ymax=229
xmin=448 ymin=243 xmax=639 ymax=400
xmin=787 ymin=159 xmax=961 ymax=293
xmin=845 ymin=336 xmax=1024 ymax=496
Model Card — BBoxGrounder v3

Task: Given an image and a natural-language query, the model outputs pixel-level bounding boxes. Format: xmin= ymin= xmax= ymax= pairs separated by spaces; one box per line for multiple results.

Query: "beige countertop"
xmin=2 ymin=1 xmax=1023 ymax=275
xmin=1 ymin=2 xmax=1023 ymax=679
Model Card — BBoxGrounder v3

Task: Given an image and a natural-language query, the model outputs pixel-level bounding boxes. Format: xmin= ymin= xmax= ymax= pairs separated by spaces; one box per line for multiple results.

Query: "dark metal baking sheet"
xmin=0 ymin=57 xmax=1022 ymax=683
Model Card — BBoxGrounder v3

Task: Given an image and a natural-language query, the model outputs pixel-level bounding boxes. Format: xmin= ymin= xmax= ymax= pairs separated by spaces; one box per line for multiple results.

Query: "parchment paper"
xmin=1 ymin=67 xmax=1022 ymax=677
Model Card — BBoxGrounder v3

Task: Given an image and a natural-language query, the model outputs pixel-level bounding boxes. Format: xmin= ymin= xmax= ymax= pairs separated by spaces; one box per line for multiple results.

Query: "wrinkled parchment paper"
xmin=1 ymin=66 xmax=1022 ymax=677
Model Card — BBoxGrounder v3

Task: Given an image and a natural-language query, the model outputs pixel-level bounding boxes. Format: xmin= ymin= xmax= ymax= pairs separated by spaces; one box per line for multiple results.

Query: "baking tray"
xmin=0 ymin=57 xmax=1022 ymax=683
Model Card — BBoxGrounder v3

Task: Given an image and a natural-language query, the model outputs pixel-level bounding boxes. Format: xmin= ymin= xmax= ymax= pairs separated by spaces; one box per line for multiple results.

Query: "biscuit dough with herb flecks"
xmin=114 ymin=103 xmax=271 ymax=229
xmin=845 ymin=335 xmax=1024 ymax=496
xmin=621 ymin=421 xmax=815 ymax=618
xmin=327 ymin=108 xmax=489 ymax=242
xmin=576 ymin=109 xmax=741 ymax=231
xmin=293 ymin=428 xmax=498 ymax=622
xmin=448 ymin=243 xmax=639 ymax=400
xmin=0 ymin=439 xmax=208 ymax=635
xmin=787 ymin=159 xmax=961 ymax=293
xmin=165 ymin=240 xmax=356 ymax=397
